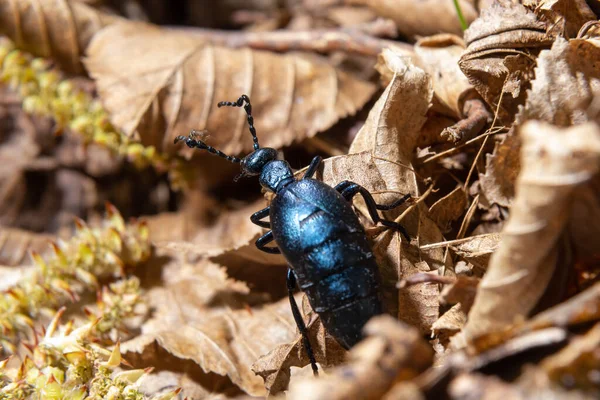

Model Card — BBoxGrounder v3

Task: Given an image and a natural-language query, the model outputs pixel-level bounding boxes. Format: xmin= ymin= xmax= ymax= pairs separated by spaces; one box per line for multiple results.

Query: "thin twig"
xmin=421 ymin=126 xmax=506 ymax=164
xmin=441 ymin=97 xmax=493 ymax=143
xmin=170 ymin=25 xmax=413 ymax=57
xmin=419 ymin=232 xmax=500 ymax=251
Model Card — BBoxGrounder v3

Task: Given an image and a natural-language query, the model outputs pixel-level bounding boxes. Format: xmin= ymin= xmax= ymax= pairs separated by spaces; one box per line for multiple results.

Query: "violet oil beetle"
xmin=175 ymin=95 xmax=411 ymax=375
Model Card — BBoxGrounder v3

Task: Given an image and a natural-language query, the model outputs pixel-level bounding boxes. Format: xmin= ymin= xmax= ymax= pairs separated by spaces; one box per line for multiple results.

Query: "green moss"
xmin=0 ymin=38 xmax=192 ymax=189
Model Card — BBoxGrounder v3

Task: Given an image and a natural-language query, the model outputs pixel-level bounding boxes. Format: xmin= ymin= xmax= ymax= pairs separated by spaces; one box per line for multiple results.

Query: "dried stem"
xmin=174 ymin=25 xmax=413 ymax=57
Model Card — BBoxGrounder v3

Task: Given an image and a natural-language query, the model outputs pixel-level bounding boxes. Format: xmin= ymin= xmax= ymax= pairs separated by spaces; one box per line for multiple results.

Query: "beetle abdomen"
xmin=299 ymin=231 xmax=383 ymax=349
xmin=270 ymin=179 xmax=384 ymax=349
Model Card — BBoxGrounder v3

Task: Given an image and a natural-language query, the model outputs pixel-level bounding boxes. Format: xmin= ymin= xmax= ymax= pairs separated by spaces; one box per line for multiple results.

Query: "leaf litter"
xmin=1 ymin=0 xmax=600 ymax=399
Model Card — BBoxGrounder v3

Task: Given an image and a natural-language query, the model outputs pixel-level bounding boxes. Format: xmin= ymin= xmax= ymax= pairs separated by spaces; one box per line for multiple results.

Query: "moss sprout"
xmin=0 ymin=203 xmax=151 ymax=353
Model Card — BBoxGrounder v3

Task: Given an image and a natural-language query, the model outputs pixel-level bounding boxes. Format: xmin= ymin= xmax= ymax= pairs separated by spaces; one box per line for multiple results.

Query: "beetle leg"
xmin=250 ymin=206 xmax=271 ymax=228
xmin=333 ymin=180 xmax=353 ymax=193
xmin=337 ymin=181 xmax=411 ymax=241
xmin=287 ymin=268 xmax=319 ymax=376
xmin=255 ymin=230 xmax=281 ymax=254
xmin=303 ymin=156 xmax=322 ymax=180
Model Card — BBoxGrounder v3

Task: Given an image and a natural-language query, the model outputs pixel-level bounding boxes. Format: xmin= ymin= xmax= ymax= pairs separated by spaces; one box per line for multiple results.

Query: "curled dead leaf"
xmin=459 ymin=0 xmax=555 ymax=121
xmin=462 ymin=121 xmax=600 ymax=343
xmin=0 ymin=0 xmax=120 ymax=73
xmin=85 ymin=22 xmax=376 ymax=156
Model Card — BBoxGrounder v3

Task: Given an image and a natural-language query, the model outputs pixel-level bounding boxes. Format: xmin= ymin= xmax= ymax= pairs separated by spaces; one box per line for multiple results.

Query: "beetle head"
xmin=240 ymin=147 xmax=278 ymax=176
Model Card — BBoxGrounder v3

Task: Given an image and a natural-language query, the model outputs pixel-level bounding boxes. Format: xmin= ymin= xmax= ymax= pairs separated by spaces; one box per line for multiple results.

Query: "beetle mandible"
xmin=175 ymin=94 xmax=411 ymax=375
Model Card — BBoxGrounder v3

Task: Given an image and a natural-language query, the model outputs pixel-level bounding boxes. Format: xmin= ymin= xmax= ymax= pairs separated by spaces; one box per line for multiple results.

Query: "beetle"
xmin=175 ymin=95 xmax=411 ymax=375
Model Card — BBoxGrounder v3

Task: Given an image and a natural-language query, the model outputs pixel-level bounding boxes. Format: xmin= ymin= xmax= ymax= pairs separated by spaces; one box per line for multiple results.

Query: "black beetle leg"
xmin=255 ymin=231 xmax=281 ymax=254
xmin=336 ymin=181 xmax=411 ymax=241
xmin=250 ymin=206 xmax=271 ymax=228
xmin=303 ymin=156 xmax=322 ymax=180
xmin=333 ymin=180 xmax=353 ymax=193
xmin=287 ymin=268 xmax=319 ymax=376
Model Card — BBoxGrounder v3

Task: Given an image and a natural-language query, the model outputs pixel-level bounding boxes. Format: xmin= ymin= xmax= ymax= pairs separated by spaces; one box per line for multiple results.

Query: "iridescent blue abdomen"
xmin=270 ymin=179 xmax=383 ymax=349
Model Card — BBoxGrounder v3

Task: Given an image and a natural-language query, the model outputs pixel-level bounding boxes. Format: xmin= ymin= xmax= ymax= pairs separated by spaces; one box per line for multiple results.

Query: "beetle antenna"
xmin=174 ymin=130 xmax=241 ymax=163
xmin=217 ymin=94 xmax=260 ymax=150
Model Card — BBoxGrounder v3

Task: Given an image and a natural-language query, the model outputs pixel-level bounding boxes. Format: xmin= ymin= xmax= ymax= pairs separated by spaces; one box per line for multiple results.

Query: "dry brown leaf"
xmin=350 ymin=0 xmax=478 ymax=39
xmin=138 ymin=369 xmax=242 ymax=400
xmin=479 ymin=131 xmax=520 ymax=208
xmin=461 ymin=327 xmax=568 ymax=372
xmin=0 ymin=0 xmax=120 ymax=73
xmin=147 ymin=198 xmax=287 ymax=271
xmin=157 ymin=200 xmax=281 ymax=263
xmin=414 ymin=34 xmax=491 ymax=144
xmin=122 ymin=258 xmax=295 ymax=397
xmin=190 ymin=200 xmax=285 ymax=266
xmin=519 ymin=36 xmax=600 ymax=126
xmin=534 ymin=0 xmax=597 ymax=38
xmin=450 ymin=233 xmax=501 ymax=271
xmin=461 ymin=121 xmax=600 ymax=343
xmin=459 ymin=0 xmax=555 ymax=122
xmin=440 ymin=276 xmax=480 ymax=313
xmin=414 ymin=34 xmax=473 ymax=118
xmin=428 ymin=187 xmax=468 ymax=233
xmin=432 ymin=304 xmax=467 ymax=344
xmin=286 ymin=315 xmax=433 ymax=400
xmin=455 ymin=280 xmax=600 ymax=354
xmin=451 ymin=368 xmax=595 ymax=399
xmin=252 ymin=315 xmax=346 ymax=396
xmin=0 ymin=227 xmax=54 ymax=266
xmin=449 ymin=373 xmax=525 ymax=400
xmin=149 ymin=199 xmax=288 ymax=300
xmin=481 ymin=36 xmax=600 ymax=208
xmin=433 ymin=275 xmax=480 ymax=348
xmin=85 ymin=22 xmax=376 ymax=155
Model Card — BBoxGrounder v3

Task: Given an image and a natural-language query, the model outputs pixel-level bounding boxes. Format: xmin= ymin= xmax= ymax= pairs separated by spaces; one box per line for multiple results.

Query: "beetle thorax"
xmin=259 ymin=160 xmax=294 ymax=193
